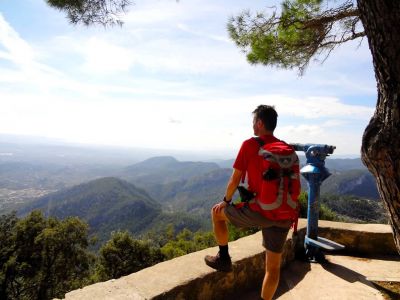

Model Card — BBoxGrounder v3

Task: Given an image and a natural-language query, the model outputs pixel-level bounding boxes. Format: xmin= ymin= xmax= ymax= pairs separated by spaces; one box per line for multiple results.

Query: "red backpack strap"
xmin=242 ymin=138 xmax=265 ymax=184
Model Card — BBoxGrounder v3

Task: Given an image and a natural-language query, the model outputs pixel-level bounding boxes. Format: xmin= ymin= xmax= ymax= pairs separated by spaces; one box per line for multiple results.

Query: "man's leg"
xmin=261 ymin=250 xmax=283 ymax=300
xmin=204 ymin=203 xmax=232 ymax=272
xmin=211 ymin=203 xmax=229 ymax=245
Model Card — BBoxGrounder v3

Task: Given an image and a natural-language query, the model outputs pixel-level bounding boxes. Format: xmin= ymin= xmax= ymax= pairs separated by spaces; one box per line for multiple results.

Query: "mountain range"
xmin=147 ymin=168 xmax=233 ymax=216
xmin=4 ymin=154 xmax=384 ymax=244
xmin=321 ymin=169 xmax=379 ymax=199
xmin=134 ymin=157 xmax=380 ymax=221
xmin=18 ymin=177 xmax=208 ymax=244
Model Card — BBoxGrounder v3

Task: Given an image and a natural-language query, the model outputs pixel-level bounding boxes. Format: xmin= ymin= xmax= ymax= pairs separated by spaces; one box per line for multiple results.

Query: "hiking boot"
xmin=204 ymin=252 xmax=232 ymax=272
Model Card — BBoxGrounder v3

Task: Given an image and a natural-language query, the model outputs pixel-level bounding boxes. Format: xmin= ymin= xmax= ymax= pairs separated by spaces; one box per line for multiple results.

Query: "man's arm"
xmin=224 ymin=168 xmax=243 ymax=201
xmin=212 ymin=168 xmax=243 ymax=215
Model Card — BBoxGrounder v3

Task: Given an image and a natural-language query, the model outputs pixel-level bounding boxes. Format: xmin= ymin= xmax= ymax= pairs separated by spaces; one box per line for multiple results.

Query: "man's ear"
xmin=256 ymin=119 xmax=264 ymax=129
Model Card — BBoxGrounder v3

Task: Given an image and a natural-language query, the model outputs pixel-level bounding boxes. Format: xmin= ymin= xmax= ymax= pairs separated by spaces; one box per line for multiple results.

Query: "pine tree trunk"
xmin=358 ymin=0 xmax=400 ymax=254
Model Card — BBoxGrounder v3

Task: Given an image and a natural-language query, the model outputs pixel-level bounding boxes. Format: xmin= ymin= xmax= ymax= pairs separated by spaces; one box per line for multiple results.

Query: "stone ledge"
xmin=63 ymin=220 xmax=397 ymax=300
xmin=302 ymin=219 xmax=397 ymax=256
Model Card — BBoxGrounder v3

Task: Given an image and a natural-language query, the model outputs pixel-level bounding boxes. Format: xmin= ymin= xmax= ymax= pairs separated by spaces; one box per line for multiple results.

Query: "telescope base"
xmin=304 ymin=236 xmax=345 ymax=263
xmin=305 ymin=236 xmax=345 ymax=251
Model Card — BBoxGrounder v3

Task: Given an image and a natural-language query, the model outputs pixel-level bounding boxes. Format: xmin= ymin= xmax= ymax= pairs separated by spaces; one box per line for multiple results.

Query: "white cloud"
xmin=122 ymin=0 xmax=226 ymax=26
xmin=276 ymin=120 xmax=367 ymax=155
xmin=322 ymin=119 xmax=349 ymax=127
xmin=46 ymin=0 xmax=244 ymax=75
xmin=0 ymin=14 xmax=35 ymax=67
xmin=0 ymin=88 xmax=373 ymax=156
xmin=130 ymin=40 xmax=245 ymax=74
xmin=123 ymin=2 xmax=181 ymax=25
xmin=176 ymin=23 xmax=230 ymax=43
xmin=241 ymin=95 xmax=374 ymax=120
xmin=278 ymin=125 xmax=324 ymax=140
xmin=80 ymin=37 xmax=137 ymax=74
xmin=47 ymin=28 xmax=244 ymax=76
xmin=0 ymin=68 xmax=25 ymax=83
xmin=0 ymin=14 xmax=71 ymax=94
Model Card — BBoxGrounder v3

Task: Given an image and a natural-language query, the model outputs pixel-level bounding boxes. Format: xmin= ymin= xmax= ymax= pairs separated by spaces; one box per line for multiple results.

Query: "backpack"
xmin=252 ymin=137 xmax=301 ymax=225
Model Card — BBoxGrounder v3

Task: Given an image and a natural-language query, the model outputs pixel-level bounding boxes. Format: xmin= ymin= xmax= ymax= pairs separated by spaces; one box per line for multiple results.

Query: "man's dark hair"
xmin=253 ymin=105 xmax=278 ymax=131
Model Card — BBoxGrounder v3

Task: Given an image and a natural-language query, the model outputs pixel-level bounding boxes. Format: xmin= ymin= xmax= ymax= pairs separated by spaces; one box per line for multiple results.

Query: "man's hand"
xmin=212 ymin=201 xmax=227 ymax=215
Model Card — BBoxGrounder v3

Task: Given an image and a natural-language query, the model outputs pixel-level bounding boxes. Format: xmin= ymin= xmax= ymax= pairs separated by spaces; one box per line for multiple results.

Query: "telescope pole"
xmin=307 ymin=173 xmax=320 ymax=241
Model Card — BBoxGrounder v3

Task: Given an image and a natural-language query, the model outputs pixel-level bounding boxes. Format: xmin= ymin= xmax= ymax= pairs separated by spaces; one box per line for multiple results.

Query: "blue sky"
xmin=0 ymin=0 xmax=376 ymax=157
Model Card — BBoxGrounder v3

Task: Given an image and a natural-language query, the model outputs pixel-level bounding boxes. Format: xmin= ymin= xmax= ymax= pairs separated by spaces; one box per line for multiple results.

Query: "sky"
xmin=0 ymin=0 xmax=377 ymax=158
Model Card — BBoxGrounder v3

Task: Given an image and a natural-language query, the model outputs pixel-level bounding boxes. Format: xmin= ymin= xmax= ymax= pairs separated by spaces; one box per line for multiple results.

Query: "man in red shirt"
xmin=204 ymin=105 xmax=291 ymax=300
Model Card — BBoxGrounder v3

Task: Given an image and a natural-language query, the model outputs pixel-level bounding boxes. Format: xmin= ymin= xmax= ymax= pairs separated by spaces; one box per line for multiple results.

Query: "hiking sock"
xmin=219 ymin=245 xmax=229 ymax=259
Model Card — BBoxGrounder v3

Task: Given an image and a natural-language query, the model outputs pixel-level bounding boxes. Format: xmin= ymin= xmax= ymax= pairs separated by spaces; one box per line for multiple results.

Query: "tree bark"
xmin=358 ymin=0 xmax=400 ymax=254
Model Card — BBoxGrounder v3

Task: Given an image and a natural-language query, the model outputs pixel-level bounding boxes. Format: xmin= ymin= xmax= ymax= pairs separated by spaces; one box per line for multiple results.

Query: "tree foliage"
xmin=0 ymin=211 xmax=92 ymax=300
xmin=0 ymin=199 xmax=389 ymax=299
xmin=321 ymin=194 xmax=388 ymax=223
xmin=227 ymin=223 xmax=260 ymax=241
xmin=228 ymin=0 xmax=364 ymax=74
xmin=95 ymin=230 xmax=163 ymax=280
xmin=159 ymin=226 xmax=216 ymax=260
xmin=298 ymin=191 xmax=338 ymax=221
xmin=0 ymin=212 xmax=18 ymax=300
xmin=46 ymin=0 xmax=131 ymax=26
xmin=298 ymin=190 xmax=388 ymax=223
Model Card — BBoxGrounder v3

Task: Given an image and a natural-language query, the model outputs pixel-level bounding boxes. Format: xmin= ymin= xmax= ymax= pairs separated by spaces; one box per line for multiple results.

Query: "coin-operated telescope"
xmin=290 ymin=143 xmax=345 ymax=262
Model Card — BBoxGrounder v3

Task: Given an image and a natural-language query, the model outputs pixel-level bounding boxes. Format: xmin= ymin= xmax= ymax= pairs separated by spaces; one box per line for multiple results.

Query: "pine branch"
xmin=46 ymin=0 xmax=132 ymax=26
xmin=228 ymin=0 xmax=366 ymax=74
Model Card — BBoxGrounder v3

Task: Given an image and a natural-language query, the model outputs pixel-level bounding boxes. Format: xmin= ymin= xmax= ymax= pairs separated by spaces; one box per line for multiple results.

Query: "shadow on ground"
xmin=237 ymin=253 xmax=400 ymax=299
xmin=236 ymin=258 xmax=311 ymax=300
xmin=274 ymin=259 xmax=311 ymax=299
xmin=321 ymin=258 xmax=374 ymax=288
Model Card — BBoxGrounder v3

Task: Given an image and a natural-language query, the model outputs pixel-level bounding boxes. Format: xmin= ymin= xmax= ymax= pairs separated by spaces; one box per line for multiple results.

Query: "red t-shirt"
xmin=233 ymin=134 xmax=280 ymax=196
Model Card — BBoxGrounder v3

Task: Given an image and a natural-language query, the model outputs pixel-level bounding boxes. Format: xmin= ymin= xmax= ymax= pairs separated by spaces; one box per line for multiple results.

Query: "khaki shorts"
xmin=224 ymin=204 xmax=291 ymax=253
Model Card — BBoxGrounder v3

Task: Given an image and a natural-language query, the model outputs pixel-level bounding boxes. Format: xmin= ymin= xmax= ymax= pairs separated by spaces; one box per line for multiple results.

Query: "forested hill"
xmin=321 ymin=169 xmax=379 ymax=199
xmin=18 ymin=177 xmax=207 ymax=244
xmin=147 ymin=168 xmax=233 ymax=216
xmin=18 ymin=177 xmax=160 ymax=235
xmin=19 ymin=177 xmax=159 ymax=215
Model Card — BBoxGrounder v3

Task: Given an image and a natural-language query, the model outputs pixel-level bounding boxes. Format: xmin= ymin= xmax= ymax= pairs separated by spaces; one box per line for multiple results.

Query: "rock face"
xmin=62 ymin=220 xmax=398 ymax=300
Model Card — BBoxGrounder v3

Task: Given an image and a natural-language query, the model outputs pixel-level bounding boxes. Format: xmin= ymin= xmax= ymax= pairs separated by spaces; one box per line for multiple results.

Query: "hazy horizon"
xmin=0 ymin=133 xmax=362 ymax=164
